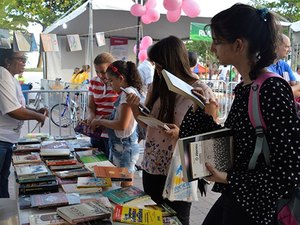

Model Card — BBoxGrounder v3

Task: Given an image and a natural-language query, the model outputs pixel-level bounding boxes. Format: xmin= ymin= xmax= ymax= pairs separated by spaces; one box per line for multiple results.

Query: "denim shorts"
xmin=110 ymin=135 xmax=140 ymax=173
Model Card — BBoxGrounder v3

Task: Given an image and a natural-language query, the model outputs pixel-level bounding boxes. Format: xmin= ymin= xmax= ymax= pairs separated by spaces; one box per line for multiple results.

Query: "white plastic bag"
xmin=163 ymin=143 xmax=198 ymax=202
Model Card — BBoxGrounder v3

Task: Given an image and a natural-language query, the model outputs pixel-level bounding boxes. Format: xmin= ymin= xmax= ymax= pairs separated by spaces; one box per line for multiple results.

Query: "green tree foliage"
xmin=251 ymin=0 xmax=300 ymax=22
xmin=185 ymin=40 xmax=216 ymax=64
xmin=6 ymin=0 xmax=83 ymax=30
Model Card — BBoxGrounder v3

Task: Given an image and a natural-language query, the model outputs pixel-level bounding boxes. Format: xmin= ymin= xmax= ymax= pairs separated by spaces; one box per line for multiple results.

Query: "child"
xmin=90 ymin=60 xmax=143 ymax=186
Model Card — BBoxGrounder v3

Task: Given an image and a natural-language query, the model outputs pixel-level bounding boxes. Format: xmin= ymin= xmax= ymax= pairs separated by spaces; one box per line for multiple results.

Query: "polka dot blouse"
xmin=180 ymin=77 xmax=300 ymax=225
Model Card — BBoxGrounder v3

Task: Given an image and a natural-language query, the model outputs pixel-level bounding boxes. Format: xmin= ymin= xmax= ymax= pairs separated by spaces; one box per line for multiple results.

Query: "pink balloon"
xmin=145 ymin=0 xmax=157 ymax=9
xmin=163 ymin=0 xmax=182 ymax=11
xmin=138 ymin=50 xmax=148 ymax=62
xmin=182 ymin=0 xmax=200 ymax=18
xmin=166 ymin=8 xmax=181 ymax=23
xmin=146 ymin=8 xmax=160 ymax=23
xmin=133 ymin=44 xmax=137 ymax=54
xmin=130 ymin=4 xmax=146 ymax=17
xmin=140 ymin=36 xmax=153 ymax=50
xmin=141 ymin=14 xmax=152 ymax=24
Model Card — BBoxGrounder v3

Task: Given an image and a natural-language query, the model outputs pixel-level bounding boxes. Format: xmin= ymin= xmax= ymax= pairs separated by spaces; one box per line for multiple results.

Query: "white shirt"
xmin=137 ymin=60 xmax=154 ymax=103
xmin=113 ymin=87 xmax=138 ymax=138
xmin=0 ymin=67 xmax=25 ymax=143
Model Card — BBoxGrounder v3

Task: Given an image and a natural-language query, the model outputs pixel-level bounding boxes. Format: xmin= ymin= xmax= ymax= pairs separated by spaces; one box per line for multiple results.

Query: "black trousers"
xmin=142 ymin=170 xmax=192 ymax=225
xmin=202 ymin=191 xmax=258 ymax=225
xmin=90 ymin=137 xmax=110 ymax=160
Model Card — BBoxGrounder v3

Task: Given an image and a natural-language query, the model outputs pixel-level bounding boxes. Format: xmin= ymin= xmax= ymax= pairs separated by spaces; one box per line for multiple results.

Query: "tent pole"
xmin=136 ymin=0 xmax=142 ymax=65
xmin=88 ymin=0 xmax=94 ymax=78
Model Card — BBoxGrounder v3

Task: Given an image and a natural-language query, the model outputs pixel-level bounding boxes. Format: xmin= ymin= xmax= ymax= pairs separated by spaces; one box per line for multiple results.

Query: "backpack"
xmin=248 ymin=73 xmax=300 ymax=225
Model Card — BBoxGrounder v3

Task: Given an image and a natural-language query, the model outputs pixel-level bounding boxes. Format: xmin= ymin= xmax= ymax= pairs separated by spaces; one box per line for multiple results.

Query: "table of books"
xmin=14 ymin=134 xmax=182 ymax=225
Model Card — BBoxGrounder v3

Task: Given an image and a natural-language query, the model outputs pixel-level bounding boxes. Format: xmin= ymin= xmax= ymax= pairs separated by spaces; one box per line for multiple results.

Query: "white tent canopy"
xmin=44 ymin=0 xmax=252 ymax=81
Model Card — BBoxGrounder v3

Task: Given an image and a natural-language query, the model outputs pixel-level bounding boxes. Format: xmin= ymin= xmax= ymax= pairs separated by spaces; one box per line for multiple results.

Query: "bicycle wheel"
xmin=50 ymin=103 xmax=74 ymax=128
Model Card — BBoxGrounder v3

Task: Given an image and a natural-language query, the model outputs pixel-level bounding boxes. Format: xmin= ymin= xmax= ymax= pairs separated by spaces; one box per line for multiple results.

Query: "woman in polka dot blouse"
xmin=180 ymin=4 xmax=300 ymax=225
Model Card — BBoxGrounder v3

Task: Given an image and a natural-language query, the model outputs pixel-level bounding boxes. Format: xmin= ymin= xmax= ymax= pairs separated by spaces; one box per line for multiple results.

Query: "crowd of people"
xmin=0 ymin=3 xmax=299 ymax=225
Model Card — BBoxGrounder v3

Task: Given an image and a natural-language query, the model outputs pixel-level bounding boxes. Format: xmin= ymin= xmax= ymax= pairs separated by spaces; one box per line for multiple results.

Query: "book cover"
xmin=178 ymin=128 xmax=234 ymax=181
xmin=94 ymin=166 xmax=132 ymax=181
xmin=77 ymin=177 xmax=112 ymax=188
xmin=12 ymin=154 xmax=41 ymax=164
xmin=80 ymin=196 xmax=113 ymax=209
xmin=74 ymin=123 xmax=103 ymax=139
xmin=15 ymin=164 xmax=48 ymax=177
xmin=19 ymin=195 xmax=31 ymax=209
xmin=46 ymin=159 xmax=78 ymax=166
xmin=113 ymin=205 xmax=163 ymax=225
xmin=95 ymin=32 xmax=106 ymax=47
xmin=49 ymin=163 xmax=84 ymax=171
xmin=163 ymin=216 xmax=183 ymax=225
xmin=124 ymin=195 xmax=157 ymax=209
xmin=54 ymin=135 xmax=77 ymax=141
xmin=56 ymin=177 xmax=78 ymax=186
xmin=161 ymin=69 xmax=205 ymax=109
xmin=84 ymin=161 xmax=115 ymax=173
xmin=137 ymin=115 xmax=170 ymax=130
xmin=13 ymin=30 xmax=31 ymax=52
xmin=0 ymin=29 xmax=11 ymax=49
xmin=18 ymin=137 xmax=41 ymax=145
xmin=79 ymin=151 xmax=108 ymax=163
xmin=61 ymin=183 xmax=102 ymax=194
xmin=55 ymin=168 xmax=92 ymax=179
xmin=144 ymin=203 xmax=177 ymax=217
xmin=40 ymin=148 xmax=71 ymax=157
xmin=40 ymin=33 xmax=59 ymax=52
xmin=25 ymin=133 xmax=49 ymax=139
xmin=102 ymin=186 xmax=146 ymax=205
xmin=30 ymin=192 xmax=69 ymax=208
xmin=41 ymin=140 xmax=69 ymax=149
xmin=66 ymin=34 xmax=82 ymax=51
xmin=19 ymin=180 xmax=59 ymax=195
xmin=56 ymin=200 xmax=111 ymax=224
xmin=14 ymin=143 xmax=41 ymax=154
xmin=29 ymin=212 xmax=71 ymax=225
xmin=17 ymin=173 xmax=56 ymax=184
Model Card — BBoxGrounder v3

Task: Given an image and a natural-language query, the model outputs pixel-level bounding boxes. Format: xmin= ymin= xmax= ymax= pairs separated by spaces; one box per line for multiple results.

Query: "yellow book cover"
xmin=113 ymin=205 xmax=163 ymax=225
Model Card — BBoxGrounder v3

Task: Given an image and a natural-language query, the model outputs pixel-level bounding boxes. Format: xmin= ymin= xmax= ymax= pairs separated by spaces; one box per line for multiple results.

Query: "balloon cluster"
xmin=165 ymin=0 xmax=201 ymax=22
xmin=130 ymin=0 xmax=160 ymax=24
xmin=133 ymin=36 xmax=153 ymax=62
xmin=130 ymin=0 xmax=201 ymax=24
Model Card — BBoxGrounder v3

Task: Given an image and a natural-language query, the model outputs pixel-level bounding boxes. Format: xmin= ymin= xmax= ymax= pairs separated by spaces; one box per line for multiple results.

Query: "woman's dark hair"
xmin=208 ymin=4 xmax=280 ymax=80
xmin=0 ymin=48 xmax=14 ymax=67
xmin=106 ymin=60 xmax=142 ymax=93
xmin=147 ymin=35 xmax=193 ymax=123
xmin=188 ymin=51 xmax=198 ymax=68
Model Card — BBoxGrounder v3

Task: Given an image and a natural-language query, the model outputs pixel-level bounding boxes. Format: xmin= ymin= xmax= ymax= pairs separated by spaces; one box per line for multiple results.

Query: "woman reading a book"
xmin=178 ymin=4 xmax=300 ymax=225
xmin=90 ymin=60 xmax=143 ymax=187
xmin=126 ymin=35 xmax=217 ymax=225
xmin=0 ymin=48 xmax=48 ymax=198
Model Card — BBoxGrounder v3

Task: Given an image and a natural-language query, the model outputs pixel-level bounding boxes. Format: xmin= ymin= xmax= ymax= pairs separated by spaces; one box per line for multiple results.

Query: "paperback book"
xmin=12 ymin=154 xmax=41 ymax=164
xmin=49 ymin=163 xmax=84 ymax=171
xmin=137 ymin=115 xmax=170 ymax=130
xmin=19 ymin=180 xmax=59 ymax=195
xmin=94 ymin=166 xmax=132 ymax=181
xmin=161 ymin=69 xmax=205 ymax=109
xmin=77 ymin=177 xmax=112 ymax=188
xmin=79 ymin=151 xmax=108 ymax=163
xmin=14 ymin=164 xmax=48 ymax=177
xmin=61 ymin=183 xmax=102 ymax=194
xmin=29 ymin=212 xmax=71 ymax=225
xmin=46 ymin=159 xmax=78 ymax=166
xmin=55 ymin=168 xmax=92 ymax=179
xmin=14 ymin=143 xmax=41 ymax=154
xmin=56 ymin=200 xmax=111 ymax=224
xmin=102 ymin=186 xmax=146 ymax=205
xmin=41 ymin=140 xmax=69 ymax=149
xmin=178 ymin=128 xmax=234 ymax=181
xmin=113 ymin=205 xmax=163 ymax=225
xmin=18 ymin=137 xmax=41 ymax=145
xmin=144 ymin=203 xmax=177 ymax=217
xmin=84 ymin=161 xmax=115 ymax=173
xmin=30 ymin=192 xmax=69 ymax=208
xmin=40 ymin=148 xmax=71 ymax=157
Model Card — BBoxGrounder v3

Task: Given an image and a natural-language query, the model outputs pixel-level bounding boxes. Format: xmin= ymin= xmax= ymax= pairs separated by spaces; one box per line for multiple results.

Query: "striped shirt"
xmin=88 ymin=76 xmax=118 ymax=137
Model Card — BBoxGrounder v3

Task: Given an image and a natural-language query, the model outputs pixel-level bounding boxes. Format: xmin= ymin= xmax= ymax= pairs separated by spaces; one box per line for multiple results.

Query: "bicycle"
xmin=50 ymin=86 xmax=86 ymax=128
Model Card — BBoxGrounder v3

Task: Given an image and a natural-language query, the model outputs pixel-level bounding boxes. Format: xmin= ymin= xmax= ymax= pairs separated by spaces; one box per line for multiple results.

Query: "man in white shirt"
xmin=137 ymin=59 xmax=154 ymax=103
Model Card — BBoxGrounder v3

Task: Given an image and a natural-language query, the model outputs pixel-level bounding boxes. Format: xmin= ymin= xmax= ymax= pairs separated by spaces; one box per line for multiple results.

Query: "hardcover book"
xmin=46 ymin=159 xmax=78 ymax=166
xmin=29 ymin=212 xmax=71 ymax=225
xmin=12 ymin=154 xmax=42 ymax=164
xmin=61 ymin=183 xmax=102 ymax=194
xmin=56 ymin=200 xmax=111 ymax=224
xmin=102 ymin=186 xmax=146 ymax=205
xmin=14 ymin=164 xmax=48 ymax=177
xmin=49 ymin=163 xmax=84 ymax=171
xmin=94 ymin=166 xmax=132 ymax=181
xmin=77 ymin=177 xmax=112 ymax=188
xmin=55 ymin=168 xmax=92 ymax=179
xmin=161 ymin=69 xmax=205 ymax=109
xmin=19 ymin=180 xmax=59 ymax=195
xmin=137 ymin=115 xmax=170 ymax=130
xmin=113 ymin=205 xmax=163 ymax=225
xmin=178 ymin=128 xmax=234 ymax=181
xmin=30 ymin=192 xmax=69 ymax=208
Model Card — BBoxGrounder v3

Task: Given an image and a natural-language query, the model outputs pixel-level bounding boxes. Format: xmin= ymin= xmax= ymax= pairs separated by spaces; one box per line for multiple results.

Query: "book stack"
xmin=13 ymin=143 xmax=41 ymax=155
xmin=178 ymin=128 xmax=234 ymax=181
xmin=29 ymin=212 xmax=71 ymax=225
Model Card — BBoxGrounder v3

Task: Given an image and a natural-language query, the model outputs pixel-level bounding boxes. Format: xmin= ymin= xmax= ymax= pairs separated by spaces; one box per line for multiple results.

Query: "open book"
xmin=162 ymin=69 xmax=205 ymax=109
xmin=137 ymin=115 xmax=170 ymax=130
xmin=178 ymin=128 xmax=234 ymax=182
